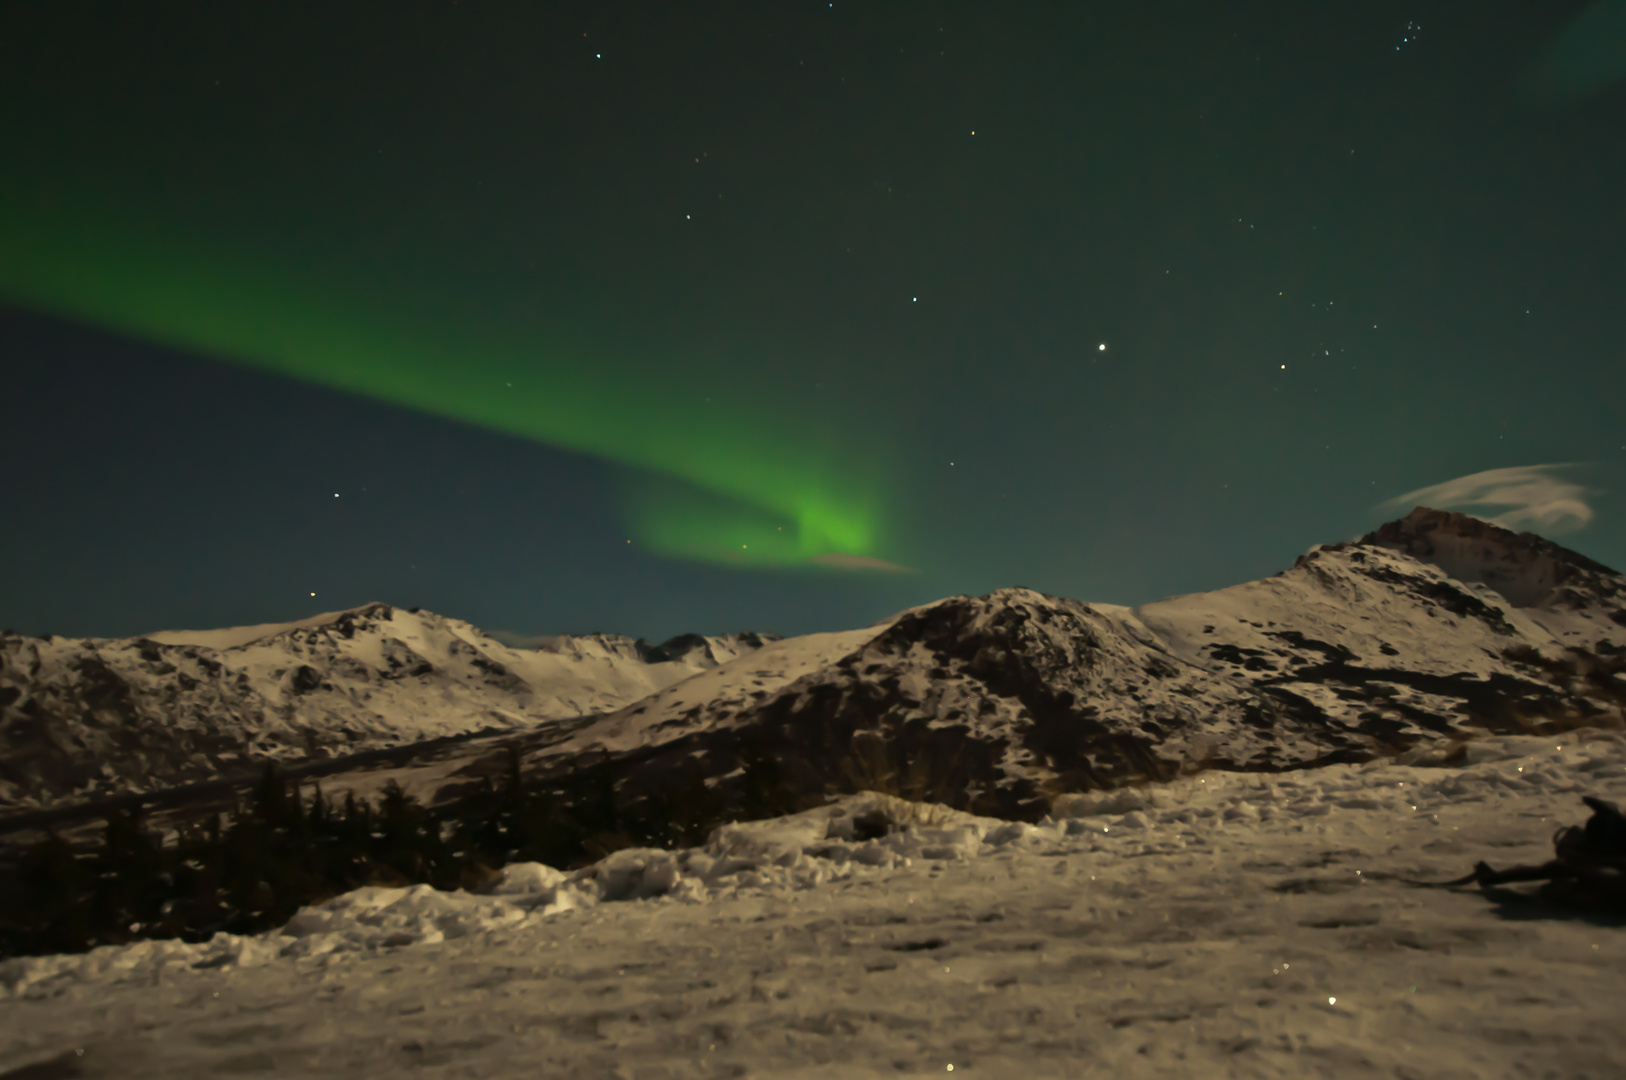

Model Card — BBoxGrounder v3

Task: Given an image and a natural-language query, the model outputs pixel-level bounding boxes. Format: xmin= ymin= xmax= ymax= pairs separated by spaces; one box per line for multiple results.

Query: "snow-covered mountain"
xmin=519 ymin=507 xmax=1626 ymax=822
xmin=4 ymin=507 xmax=1623 ymax=822
xmin=0 ymin=603 xmax=778 ymax=811
xmin=4 ymin=516 xmax=1624 ymax=1075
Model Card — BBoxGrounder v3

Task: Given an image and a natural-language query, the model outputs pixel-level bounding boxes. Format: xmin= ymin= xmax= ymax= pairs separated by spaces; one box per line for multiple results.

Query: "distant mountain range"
xmin=3 ymin=507 xmax=1624 ymax=820
xmin=0 ymin=606 xmax=776 ymax=812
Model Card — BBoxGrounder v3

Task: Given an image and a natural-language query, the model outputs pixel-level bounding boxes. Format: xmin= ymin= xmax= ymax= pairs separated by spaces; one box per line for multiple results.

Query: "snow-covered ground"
xmin=4 ymin=729 xmax=1623 ymax=1078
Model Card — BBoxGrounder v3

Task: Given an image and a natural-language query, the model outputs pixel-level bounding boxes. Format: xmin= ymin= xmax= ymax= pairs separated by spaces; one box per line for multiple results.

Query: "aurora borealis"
xmin=0 ymin=160 xmax=888 ymax=571
xmin=3 ymin=2 xmax=1625 ymax=640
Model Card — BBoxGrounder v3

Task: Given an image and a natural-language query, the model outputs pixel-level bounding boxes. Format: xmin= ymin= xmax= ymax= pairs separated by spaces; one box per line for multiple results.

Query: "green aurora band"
xmin=0 ymin=197 xmax=894 ymax=571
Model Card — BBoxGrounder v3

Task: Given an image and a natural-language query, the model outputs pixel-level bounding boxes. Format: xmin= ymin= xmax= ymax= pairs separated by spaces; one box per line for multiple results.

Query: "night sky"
xmin=4 ymin=2 xmax=1625 ymax=642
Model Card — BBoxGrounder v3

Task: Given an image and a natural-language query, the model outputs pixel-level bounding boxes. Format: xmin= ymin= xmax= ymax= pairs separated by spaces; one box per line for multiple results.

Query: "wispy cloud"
xmin=1377 ymin=463 xmax=1599 ymax=535
xmin=810 ymin=553 xmax=916 ymax=573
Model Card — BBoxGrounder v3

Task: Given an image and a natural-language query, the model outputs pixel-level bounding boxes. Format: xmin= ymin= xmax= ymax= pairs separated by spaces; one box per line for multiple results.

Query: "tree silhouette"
xmin=0 ymin=730 xmax=926 ymax=961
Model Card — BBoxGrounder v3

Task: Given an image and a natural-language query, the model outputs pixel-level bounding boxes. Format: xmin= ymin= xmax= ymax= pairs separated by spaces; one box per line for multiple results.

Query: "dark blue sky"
xmin=3 ymin=2 xmax=1623 ymax=641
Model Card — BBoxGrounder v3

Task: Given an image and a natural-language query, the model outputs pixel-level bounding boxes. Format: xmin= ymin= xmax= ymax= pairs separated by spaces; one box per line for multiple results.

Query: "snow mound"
xmin=4 ymin=727 xmax=1623 ymax=1002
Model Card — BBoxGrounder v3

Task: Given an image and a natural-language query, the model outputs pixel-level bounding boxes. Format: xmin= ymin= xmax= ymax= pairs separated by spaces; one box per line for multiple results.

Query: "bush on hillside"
xmin=0 ymin=735 xmax=823 ymax=961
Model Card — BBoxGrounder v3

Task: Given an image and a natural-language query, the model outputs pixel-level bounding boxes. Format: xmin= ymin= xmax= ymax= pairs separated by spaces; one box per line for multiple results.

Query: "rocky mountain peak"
xmin=1359 ymin=506 xmax=1624 ymax=610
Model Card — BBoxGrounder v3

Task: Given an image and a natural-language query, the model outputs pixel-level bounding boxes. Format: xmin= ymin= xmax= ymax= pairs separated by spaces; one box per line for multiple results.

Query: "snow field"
xmin=2 ymin=729 xmax=1624 ymax=1078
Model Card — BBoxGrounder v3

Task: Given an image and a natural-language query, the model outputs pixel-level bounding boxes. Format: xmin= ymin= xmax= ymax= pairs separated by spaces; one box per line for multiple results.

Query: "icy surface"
xmin=3 ymin=730 xmax=1624 ymax=1078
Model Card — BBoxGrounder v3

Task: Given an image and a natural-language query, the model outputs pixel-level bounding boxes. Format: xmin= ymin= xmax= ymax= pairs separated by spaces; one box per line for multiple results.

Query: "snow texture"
xmin=3 ymin=507 xmax=1626 ymax=1075
xmin=2 ymin=730 xmax=1623 ymax=1077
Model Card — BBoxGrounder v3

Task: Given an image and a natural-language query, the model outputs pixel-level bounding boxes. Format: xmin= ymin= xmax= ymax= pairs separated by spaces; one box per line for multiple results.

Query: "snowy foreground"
xmin=3 ymin=733 xmax=1625 ymax=1079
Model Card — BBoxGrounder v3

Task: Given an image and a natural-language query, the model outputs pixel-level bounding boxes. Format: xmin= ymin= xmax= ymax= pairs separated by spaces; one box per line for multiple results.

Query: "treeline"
xmin=0 ymin=738 xmax=809 ymax=961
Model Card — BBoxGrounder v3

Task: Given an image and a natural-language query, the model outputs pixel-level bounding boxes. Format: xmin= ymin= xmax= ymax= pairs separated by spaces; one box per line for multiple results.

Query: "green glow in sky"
xmin=0 ymin=196 xmax=893 ymax=570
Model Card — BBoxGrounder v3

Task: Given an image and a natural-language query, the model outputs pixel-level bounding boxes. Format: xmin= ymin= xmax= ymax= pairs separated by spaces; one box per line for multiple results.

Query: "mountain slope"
xmin=5 ymin=508 xmax=1623 ymax=823
xmin=517 ymin=508 xmax=1626 ymax=822
xmin=0 ymin=603 xmax=777 ymax=811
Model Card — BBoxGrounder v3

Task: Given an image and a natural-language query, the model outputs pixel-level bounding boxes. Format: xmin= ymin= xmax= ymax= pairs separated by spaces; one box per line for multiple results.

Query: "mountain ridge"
xmin=0 ymin=603 xmax=778 ymax=812
xmin=512 ymin=507 xmax=1626 ymax=822
xmin=3 ymin=507 xmax=1623 ymax=820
